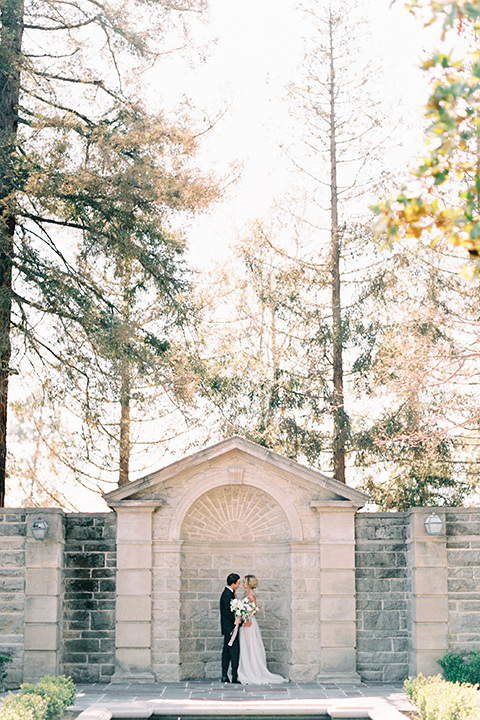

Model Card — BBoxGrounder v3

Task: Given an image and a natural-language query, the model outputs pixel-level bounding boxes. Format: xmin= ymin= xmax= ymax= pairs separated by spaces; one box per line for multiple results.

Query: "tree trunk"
xmin=118 ymin=366 xmax=130 ymax=486
xmin=328 ymin=13 xmax=346 ymax=484
xmin=0 ymin=0 xmax=24 ymax=505
xmin=118 ymin=264 xmax=131 ymax=487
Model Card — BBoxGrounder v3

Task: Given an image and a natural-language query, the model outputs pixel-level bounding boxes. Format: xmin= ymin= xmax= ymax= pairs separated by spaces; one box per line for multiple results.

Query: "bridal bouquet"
xmin=228 ymin=598 xmax=257 ymax=646
xmin=231 ymin=598 xmax=257 ymax=622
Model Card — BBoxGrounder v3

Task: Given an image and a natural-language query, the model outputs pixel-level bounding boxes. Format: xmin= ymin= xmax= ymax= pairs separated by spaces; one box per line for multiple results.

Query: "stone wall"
xmin=355 ymin=513 xmax=411 ymax=682
xmin=446 ymin=509 xmax=480 ymax=653
xmin=2 ymin=503 xmax=480 ymax=686
xmin=63 ymin=514 xmax=117 ymax=682
xmin=0 ymin=510 xmax=26 ymax=688
xmin=355 ymin=509 xmax=480 ymax=682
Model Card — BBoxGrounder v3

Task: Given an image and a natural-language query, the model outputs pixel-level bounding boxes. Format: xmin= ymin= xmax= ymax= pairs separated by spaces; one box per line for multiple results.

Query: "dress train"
xmin=238 ymin=617 xmax=287 ymax=685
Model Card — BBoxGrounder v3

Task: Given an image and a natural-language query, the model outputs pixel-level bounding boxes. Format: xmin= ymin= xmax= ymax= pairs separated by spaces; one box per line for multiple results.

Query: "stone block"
xmin=99 ymin=579 xmax=116 ymax=593
xmin=415 ymin=596 xmax=448 ymax=623
xmin=362 ymin=610 xmax=400 ymax=633
xmin=320 ymin=543 xmax=354 ymax=569
xmin=91 ymin=610 xmax=115 ymax=630
xmin=117 ymin=543 xmax=152 ymax=569
xmin=413 ymin=567 xmax=447 ymax=595
xmin=65 ymin=552 xmax=105 ymax=569
xmin=448 ymin=577 xmax=477 ymax=592
xmin=319 ymin=512 xmax=355 ymax=543
xmin=321 ymin=596 xmax=355 ymax=623
xmin=0 ymin=615 xmax=23 ymax=634
xmin=414 ymin=622 xmax=448 ymax=651
xmin=449 ymin=549 xmax=480 ymax=567
xmin=449 ymin=613 xmax=480 ymax=634
xmin=64 ymin=664 xmax=100 ymax=683
xmin=27 ymin=511 xmax=64 ymax=542
xmin=320 ymin=647 xmax=356 ymax=673
xmin=67 ymin=638 xmax=100 ymax=653
xmin=356 ymin=637 xmax=392 ymax=653
xmin=0 ymin=551 xmax=25 ymax=568
xmin=25 ymin=568 xmax=60 ymax=596
xmin=410 ymin=540 xmax=447 ymax=567
xmin=180 ymin=661 xmax=205 ymax=680
xmin=154 ymin=664 xmax=181 ymax=682
xmin=25 ymin=624 xmax=58 ymax=651
xmin=321 ymin=622 xmax=356 ymax=648
xmin=26 ymin=542 xmax=62 ymax=568
xmin=117 ymin=569 xmax=151 ymax=596
xmin=117 ymin=596 xmax=151 ymax=622
xmin=24 ymin=651 xmax=58 ymax=680
xmin=416 ymin=650 xmax=446 ymax=677
xmin=116 ymin=621 xmax=151 ymax=648
xmin=320 ymin=570 xmax=355 ymax=595
xmin=25 ymin=596 xmax=59 ymax=624
xmin=116 ymin=510 xmax=153 ymax=543
xmin=65 ymin=577 xmax=98 ymax=594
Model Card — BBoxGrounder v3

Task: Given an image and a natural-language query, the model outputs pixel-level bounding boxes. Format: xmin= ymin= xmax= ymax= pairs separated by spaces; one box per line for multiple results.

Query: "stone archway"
xmin=179 ymin=484 xmax=292 ymax=680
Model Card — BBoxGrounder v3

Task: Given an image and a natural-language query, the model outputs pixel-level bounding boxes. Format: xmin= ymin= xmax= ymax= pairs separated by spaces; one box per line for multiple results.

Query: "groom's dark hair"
xmin=226 ymin=573 xmax=240 ymax=586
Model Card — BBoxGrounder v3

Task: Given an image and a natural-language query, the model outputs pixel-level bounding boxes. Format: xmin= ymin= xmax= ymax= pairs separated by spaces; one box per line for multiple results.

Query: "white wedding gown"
xmin=238 ymin=615 xmax=287 ymax=685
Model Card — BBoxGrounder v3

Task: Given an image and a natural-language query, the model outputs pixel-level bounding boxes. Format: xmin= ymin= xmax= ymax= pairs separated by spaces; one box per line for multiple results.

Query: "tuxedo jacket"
xmin=220 ymin=587 xmax=235 ymax=637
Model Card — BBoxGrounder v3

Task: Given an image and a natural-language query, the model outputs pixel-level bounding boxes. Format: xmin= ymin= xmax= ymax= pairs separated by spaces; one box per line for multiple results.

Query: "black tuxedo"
xmin=220 ymin=586 xmax=239 ymax=680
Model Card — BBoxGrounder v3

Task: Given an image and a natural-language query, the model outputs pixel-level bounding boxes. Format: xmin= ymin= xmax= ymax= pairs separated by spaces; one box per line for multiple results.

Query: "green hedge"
xmin=405 ymin=674 xmax=480 ymax=720
xmin=439 ymin=651 xmax=480 ymax=685
xmin=0 ymin=677 xmax=76 ymax=720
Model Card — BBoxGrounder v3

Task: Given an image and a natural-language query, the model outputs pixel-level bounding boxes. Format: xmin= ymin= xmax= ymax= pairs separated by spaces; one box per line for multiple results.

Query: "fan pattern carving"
xmin=181 ymin=484 xmax=290 ymax=541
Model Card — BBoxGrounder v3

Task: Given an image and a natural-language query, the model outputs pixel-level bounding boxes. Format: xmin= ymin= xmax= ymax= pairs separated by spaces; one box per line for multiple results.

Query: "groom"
xmin=220 ymin=572 xmax=241 ymax=683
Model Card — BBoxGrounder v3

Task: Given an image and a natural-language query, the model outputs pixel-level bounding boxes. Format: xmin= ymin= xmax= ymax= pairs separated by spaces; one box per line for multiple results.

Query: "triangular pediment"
xmin=103 ymin=435 xmax=367 ymax=507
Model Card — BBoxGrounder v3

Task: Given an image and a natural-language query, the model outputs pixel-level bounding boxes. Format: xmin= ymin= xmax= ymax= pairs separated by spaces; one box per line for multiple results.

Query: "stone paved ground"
xmin=67 ymin=680 xmax=413 ymax=716
xmin=1 ymin=680 xmax=415 ymax=719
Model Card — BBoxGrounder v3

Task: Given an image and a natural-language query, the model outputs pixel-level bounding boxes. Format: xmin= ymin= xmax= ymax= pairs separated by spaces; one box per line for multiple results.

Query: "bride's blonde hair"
xmin=245 ymin=574 xmax=258 ymax=589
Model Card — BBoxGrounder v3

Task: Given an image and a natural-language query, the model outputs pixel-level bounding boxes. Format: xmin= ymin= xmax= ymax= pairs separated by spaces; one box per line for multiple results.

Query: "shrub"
xmin=0 ymin=695 xmax=48 ymax=720
xmin=0 ymin=654 xmax=12 ymax=690
xmin=439 ymin=651 xmax=480 ymax=685
xmin=0 ymin=676 xmax=76 ymax=720
xmin=404 ymin=674 xmax=480 ymax=720
xmin=20 ymin=677 xmax=76 ymax=720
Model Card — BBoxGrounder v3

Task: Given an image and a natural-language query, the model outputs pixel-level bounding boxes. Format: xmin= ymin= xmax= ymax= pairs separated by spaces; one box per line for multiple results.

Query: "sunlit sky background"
xmin=164 ymin=0 xmax=440 ymax=269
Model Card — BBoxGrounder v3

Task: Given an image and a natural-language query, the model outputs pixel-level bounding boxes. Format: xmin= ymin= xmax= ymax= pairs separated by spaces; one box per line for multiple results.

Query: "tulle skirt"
xmin=238 ymin=617 xmax=287 ymax=685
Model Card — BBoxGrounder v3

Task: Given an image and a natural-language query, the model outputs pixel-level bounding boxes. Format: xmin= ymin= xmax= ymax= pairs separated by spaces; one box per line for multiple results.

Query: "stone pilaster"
xmin=289 ymin=541 xmax=320 ymax=681
xmin=407 ymin=508 xmax=448 ymax=676
xmin=24 ymin=509 xmax=64 ymax=681
xmin=152 ymin=540 xmax=181 ymax=681
xmin=111 ymin=501 xmax=157 ymax=682
xmin=314 ymin=502 xmax=361 ymax=683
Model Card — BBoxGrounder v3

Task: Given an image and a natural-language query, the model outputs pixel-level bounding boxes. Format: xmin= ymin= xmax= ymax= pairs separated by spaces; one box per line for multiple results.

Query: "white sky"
xmin=166 ymin=0 xmax=439 ymax=269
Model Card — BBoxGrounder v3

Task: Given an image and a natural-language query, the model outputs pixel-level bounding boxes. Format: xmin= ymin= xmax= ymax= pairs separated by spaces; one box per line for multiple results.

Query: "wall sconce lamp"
xmin=424 ymin=512 xmax=443 ymax=536
xmin=31 ymin=517 xmax=49 ymax=541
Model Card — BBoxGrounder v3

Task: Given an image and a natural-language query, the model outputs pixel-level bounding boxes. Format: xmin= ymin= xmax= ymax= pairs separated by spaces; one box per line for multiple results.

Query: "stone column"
xmin=313 ymin=501 xmax=361 ymax=683
xmin=24 ymin=509 xmax=64 ymax=681
xmin=407 ymin=508 xmax=448 ymax=676
xmin=289 ymin=541 xmax=320 ymax=681
xmin=111 ymin=501 xmax=158 ymax=682
xmin=152 ymin=540 xmax=181 ymax=681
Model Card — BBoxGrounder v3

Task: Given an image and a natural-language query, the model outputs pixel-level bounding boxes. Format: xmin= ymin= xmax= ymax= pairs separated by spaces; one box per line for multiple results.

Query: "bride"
xmin=237 ymin=574 xmax=287 ymax=685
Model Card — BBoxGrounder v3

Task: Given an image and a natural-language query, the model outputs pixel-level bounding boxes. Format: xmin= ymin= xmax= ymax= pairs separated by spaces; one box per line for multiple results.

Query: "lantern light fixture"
xmin=31 ymin=517 xmax=49 ymax=541
xmin=424 ymin=512 xmax=443 ymax=536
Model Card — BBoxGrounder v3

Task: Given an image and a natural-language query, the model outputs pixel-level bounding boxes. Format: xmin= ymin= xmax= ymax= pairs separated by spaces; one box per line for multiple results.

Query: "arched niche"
xmin=178 ymin=484 xmax=292 ymax=680
xmin=169 ymin=473 xmax=303 ymax=541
